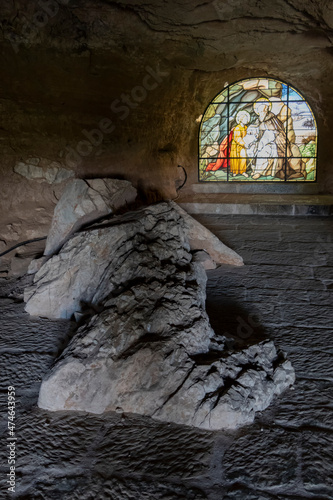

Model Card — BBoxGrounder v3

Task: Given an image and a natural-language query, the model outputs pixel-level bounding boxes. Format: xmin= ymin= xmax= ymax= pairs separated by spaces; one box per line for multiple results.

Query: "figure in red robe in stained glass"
xmin=205 ymin=130 xmax=233 ymax=171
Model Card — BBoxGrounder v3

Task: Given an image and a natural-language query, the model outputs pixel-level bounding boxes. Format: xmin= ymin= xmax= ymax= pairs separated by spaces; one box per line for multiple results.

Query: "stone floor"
xmin=0 ymin=215 xmax=332 ymax=499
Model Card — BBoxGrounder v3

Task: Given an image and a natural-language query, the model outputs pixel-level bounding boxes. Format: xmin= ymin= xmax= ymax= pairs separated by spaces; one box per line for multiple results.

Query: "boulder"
xmin=44 ymin=178 xmax=137 ymax=256
xmin=25 ymin=203 xmax=209 ymax=321
xmin=38 ymin=327 xmax=294 ymax=430
xmin=26 ymin=202 xmax=295 ymax=430
xmin=171 ymin=202 xmax=243 ymax=267
xmin=192 ymin=250 xmax=217 ymax=270
xmin=25 ymin=201 xmax=243 ymax=319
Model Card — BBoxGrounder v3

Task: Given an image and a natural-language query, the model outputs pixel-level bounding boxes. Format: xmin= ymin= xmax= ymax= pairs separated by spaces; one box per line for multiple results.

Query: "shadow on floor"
xmin=206 ymin=297 xmax=269 ymax=350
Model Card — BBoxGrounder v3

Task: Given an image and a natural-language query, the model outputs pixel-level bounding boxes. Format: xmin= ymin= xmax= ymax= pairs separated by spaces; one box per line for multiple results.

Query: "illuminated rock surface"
xmin=171 ymin=201 xmax=243 ymax=266
xmin=44 ymin=178 xmax=137 ymax=256
xmin=24 ymin=201 xmax=243 ymax=318
xmin=23 ymin=202 xmax=294 ymax=429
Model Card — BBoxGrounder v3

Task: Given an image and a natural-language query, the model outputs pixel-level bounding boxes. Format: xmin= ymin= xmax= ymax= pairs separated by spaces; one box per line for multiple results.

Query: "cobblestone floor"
xmin=0 ymin=215 xmax=332 ymax=499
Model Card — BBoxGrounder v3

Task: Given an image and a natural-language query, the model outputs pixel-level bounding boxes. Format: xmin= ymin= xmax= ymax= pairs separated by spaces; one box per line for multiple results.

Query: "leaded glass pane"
xmin=288 ymin=86 xmax=304 ymax=101
xmin=199 ymin=78 xmax=317 ymax=182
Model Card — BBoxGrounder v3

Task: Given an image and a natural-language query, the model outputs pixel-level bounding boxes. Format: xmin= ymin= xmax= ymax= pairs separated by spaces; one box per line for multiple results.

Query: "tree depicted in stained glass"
xmin=199 ymin=78 xmax=317 ymax=182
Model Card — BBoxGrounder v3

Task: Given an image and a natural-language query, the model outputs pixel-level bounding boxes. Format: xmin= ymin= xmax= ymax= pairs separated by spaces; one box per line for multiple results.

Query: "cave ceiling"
xmin=1 ymin=0 xmax=332 ymax=113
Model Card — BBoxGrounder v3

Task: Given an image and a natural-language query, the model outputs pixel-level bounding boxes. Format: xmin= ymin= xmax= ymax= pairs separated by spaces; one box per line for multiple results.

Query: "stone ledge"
xmin=177 ymin=194 xmax=333 ymax=216
xmin=191 ymin=182 xmax=323 ymax=195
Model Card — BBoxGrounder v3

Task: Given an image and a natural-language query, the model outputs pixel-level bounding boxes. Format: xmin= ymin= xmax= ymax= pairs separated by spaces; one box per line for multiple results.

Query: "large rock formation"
xmin=24 ymin=201 xmax=294 ymax=430
xmin=24 ymin=199 xmax=243 ymax=319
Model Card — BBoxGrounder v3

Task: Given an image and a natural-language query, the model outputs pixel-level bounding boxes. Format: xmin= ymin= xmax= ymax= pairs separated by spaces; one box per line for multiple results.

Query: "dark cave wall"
xmin=0 ymin=0 xmax=333 ymax=255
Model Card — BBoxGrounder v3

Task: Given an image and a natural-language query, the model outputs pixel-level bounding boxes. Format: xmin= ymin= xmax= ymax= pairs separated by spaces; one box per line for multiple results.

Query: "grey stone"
xmin=26 ymin=201 xmax=239 ymax=320
xmin=26 ymin=203 xmax=294 ymax=430
xmin=301 ymin=432 xmax=333 ymax=494
xmin=0 ymin=300 xmax=73 ymax=356
xmin=172 ymin=201 xmax=244 ymax=266
xmin=14 ymin=159 xmax=74 ymax=185
xmin=27 ymin=256 xmax=48 ymax=275
xmin=0 ymin=352 xmax=56 ymax=390
xmin=44 ymin=178 xmax=137 ymax=256
xmin=152 ymin=341 xmax=295 ymax=430
xmin=192 ymin=250 xmax=216 ymax=270
xmin=24 ymin=476 xmax=208 ymax=500
xmin=271 ymin=379 xmax=333 ymax=430
xmin=26 ymin=157 xmax=40 ymax=166
xmin=3 ymin=212 xmax=332 ymax=497
xmin=8 ymin=238 xmax=46 ymax=277
xmin=224 ymin=427 xmax=299 ymax=489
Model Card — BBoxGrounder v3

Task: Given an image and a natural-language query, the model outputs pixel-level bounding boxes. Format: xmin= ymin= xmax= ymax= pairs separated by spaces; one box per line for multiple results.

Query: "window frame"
xmin=198 ymin=77 xmax=318 ymax=184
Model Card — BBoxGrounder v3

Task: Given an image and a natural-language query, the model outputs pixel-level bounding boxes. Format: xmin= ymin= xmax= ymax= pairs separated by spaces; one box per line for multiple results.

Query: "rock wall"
xmin=1 ymin=0 xmax=333 ymax=263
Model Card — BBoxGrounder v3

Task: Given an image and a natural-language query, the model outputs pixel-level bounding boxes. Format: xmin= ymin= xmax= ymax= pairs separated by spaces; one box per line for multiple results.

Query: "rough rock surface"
xmin=192 ymin=250 xmax=217 ymax=270
xmin=14 ymin=158 xmax=74 ymax=184
xmin=25 ymin=201 xmax=242 ymax=318
xmin=4 ymin=239 xmax=47 ymax=278
xmin=27 ymin=255 xmax=48 ymax=275
xmin=171 ymin=201 xmax=243 ymax=266
xmin=1 ymin=215 xmax=331 ymax=498
xmin=24 ymin=202 xmax=294 ymax=430
xmin=44 ymin=178 xmax=137 ymax=256
xmin=39 ymin=325 xmax=293 ymax=430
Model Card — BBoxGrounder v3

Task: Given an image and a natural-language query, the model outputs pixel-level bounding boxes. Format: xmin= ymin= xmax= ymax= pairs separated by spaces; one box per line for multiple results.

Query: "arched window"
xmin=199 ymin=78 xmax=317 ymax=182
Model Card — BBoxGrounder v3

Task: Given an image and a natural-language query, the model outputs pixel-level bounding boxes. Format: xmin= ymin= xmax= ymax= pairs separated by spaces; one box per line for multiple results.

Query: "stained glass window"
xmin=199 ymin=78 xmax=317 ymax=182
